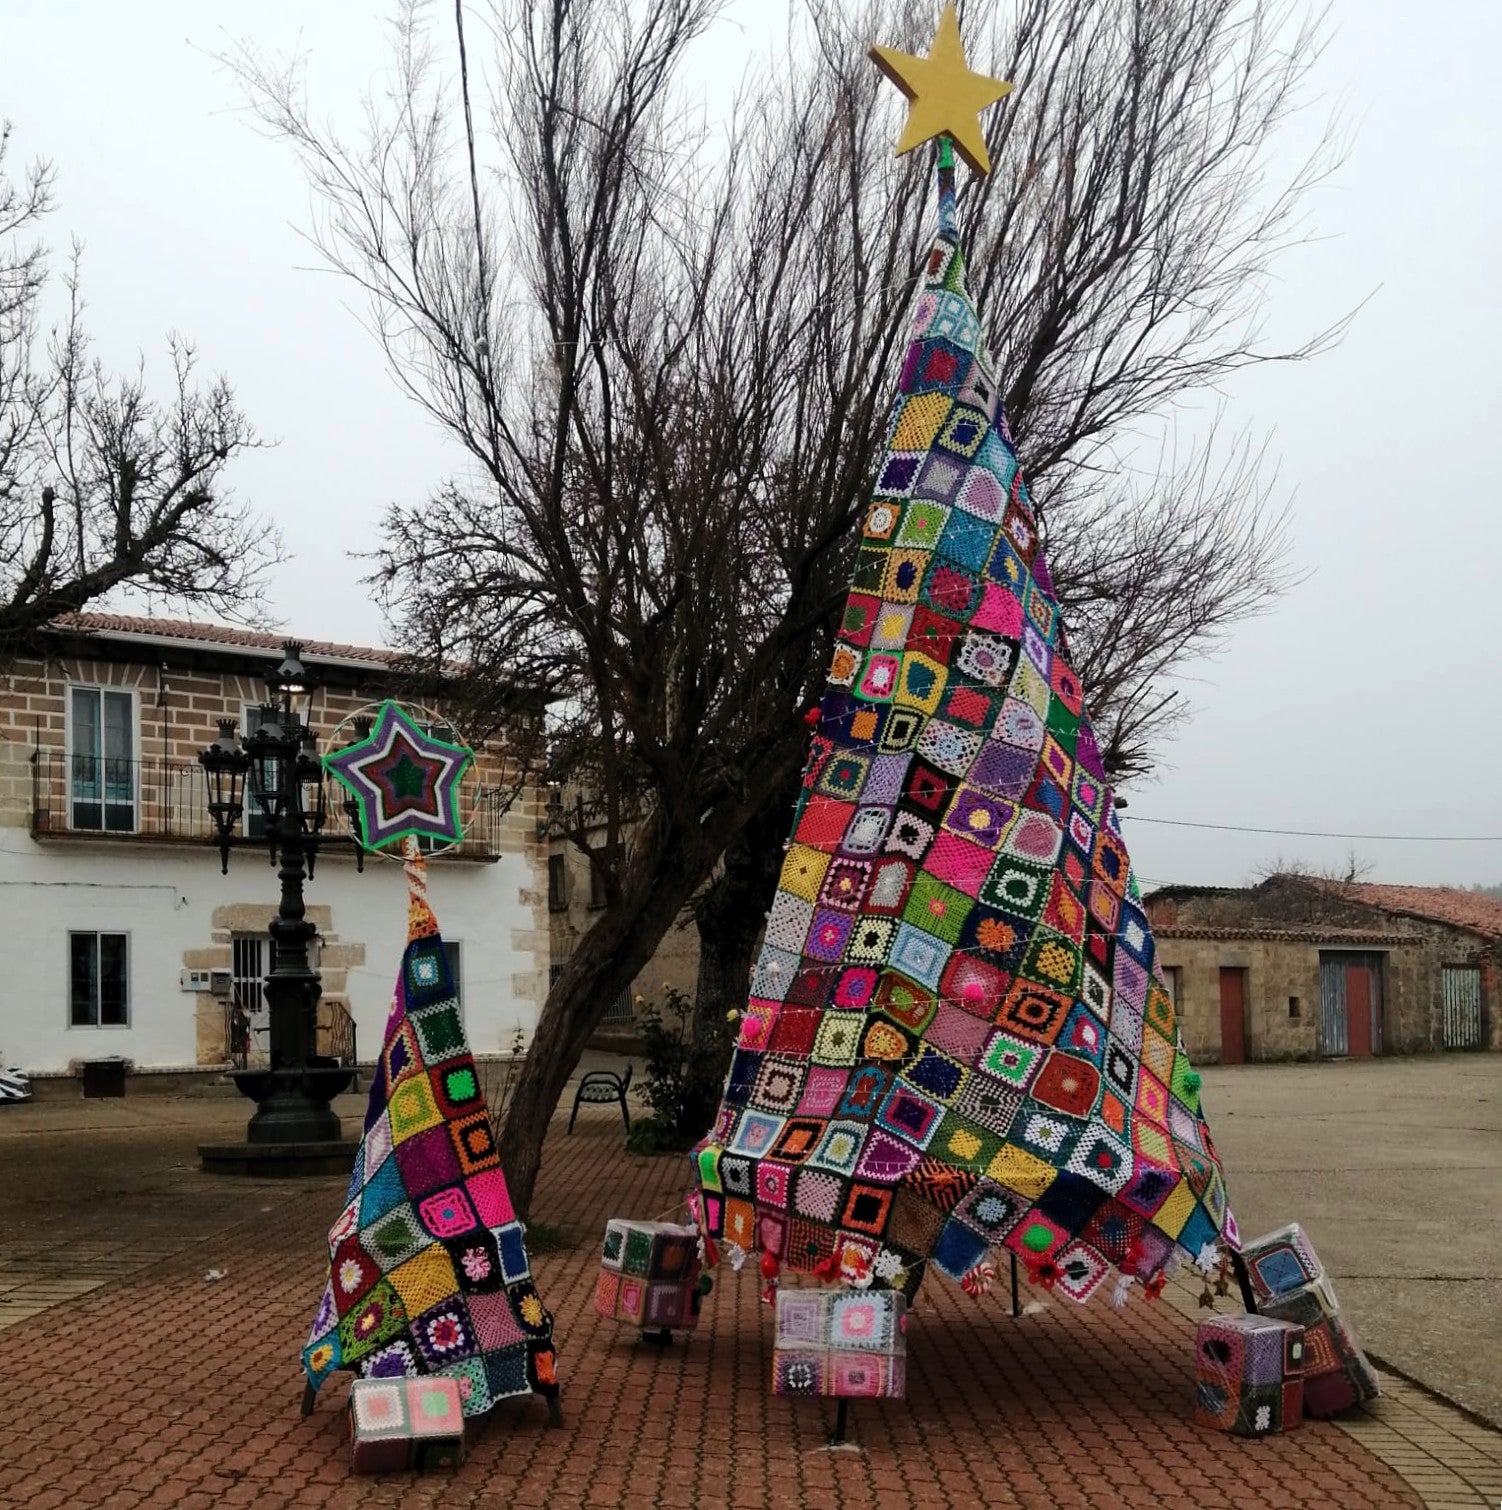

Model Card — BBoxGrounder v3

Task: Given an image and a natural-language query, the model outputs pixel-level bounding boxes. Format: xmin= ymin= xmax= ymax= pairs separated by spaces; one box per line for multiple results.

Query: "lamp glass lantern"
xmin=297 ymin=733 xmax=327 ymax=837
xmin=269 ymin=640 xmax=312 ymax=722
xmin=245 ymin=704 xmax=290 ymax=824
xmin=199 ymin=719 xmax=252 ymax=872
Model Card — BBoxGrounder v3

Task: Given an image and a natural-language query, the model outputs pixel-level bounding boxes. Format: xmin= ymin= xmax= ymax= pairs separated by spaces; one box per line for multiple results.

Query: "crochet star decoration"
xmin=868 ymin=3 xmax=1013 ymax=176
xmin=324 ymin=701 xmax=473 ymax=851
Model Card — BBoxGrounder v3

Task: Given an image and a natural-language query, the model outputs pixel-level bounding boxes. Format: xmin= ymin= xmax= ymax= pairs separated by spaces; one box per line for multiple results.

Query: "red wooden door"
xmin=1218 ymin=968 xmax=1247 ymax=1065
xmin=1346 ymin=965 xmax=1374 ymax=1058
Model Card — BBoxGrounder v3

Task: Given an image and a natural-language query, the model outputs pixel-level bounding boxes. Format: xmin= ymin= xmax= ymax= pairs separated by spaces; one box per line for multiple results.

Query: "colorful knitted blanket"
xmin=303 ymin=847 xmax=558 ymax=1414
xmin=692 ymin=162 xmax=1232 ymax=1304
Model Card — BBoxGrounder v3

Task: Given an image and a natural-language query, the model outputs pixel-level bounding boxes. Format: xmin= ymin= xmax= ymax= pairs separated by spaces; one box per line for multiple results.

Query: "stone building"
xmin=544 ymin=793 xmax=701 ymax=1034
xmin=1143 ymin=876 xmax=1501 ymax=1064
xmin=0 ymin=614 xmax=549 ymax=1084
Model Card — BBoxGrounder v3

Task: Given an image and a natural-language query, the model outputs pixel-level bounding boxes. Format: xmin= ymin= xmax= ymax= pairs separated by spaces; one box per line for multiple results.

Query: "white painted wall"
xmin=0 ymin=829 xmax=541 ymax=1074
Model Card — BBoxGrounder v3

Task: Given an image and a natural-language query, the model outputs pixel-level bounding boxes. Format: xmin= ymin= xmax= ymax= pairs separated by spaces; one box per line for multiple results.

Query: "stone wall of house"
xmin=1154 ymin=933 xmax=1437 ymax=1063
xmin=0 ymin=649 xmax=519 ymax=834
xmin=547 ymin=829 xmax=701 ymax=1018
xmin=1148 ymin=877 xmax=1498 ymax=1057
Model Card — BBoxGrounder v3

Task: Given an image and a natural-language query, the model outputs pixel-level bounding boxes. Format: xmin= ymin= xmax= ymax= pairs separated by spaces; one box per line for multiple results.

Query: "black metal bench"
xmin=567 ymin=1063 xmax=633 ymax=1134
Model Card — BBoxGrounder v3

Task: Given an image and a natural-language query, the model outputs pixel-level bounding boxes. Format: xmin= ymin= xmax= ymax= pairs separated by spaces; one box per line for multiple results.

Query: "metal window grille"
xmin=232 ymin=935 xmax=268 ymax=1019
xmin=602 ymin=985 xmax=634 ymax=1023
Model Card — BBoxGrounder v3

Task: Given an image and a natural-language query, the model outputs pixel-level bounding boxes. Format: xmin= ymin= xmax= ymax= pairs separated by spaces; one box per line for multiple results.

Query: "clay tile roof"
xmin=49 ymin=612 xmax=398 ymax=666
xmin=1303 ymin=879 xmax=1502 ymax=940
xmin=1154 ymin=924 xmax=1420 ymax=946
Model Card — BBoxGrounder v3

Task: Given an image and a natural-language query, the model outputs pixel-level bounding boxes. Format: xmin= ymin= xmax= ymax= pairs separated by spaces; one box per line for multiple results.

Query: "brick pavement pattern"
xmin=0 ymin=1113 xmax=1425 ymax=1510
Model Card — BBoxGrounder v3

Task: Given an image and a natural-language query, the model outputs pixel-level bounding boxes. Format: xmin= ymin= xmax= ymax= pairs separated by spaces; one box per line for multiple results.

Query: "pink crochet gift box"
xmin=348 ymin=1376 xmax=465 ymax=1473
xmin=772 ymin=1289 xmax=907 ymax=1399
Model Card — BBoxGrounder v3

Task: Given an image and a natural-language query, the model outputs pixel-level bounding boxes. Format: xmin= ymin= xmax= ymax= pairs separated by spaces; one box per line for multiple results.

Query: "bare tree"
xmin=235 ymin=0 xmax=1337 ymax=1210
xmin=0 ymin=123 xmax=278 ymax=653
xmin=1252 ymin=851 xmax=1376 ymax=885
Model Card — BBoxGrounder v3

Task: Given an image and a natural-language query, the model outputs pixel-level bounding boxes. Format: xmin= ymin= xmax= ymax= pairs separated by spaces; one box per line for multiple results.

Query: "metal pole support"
xmin=1231 ymin=1250 xmax=1258 ymax=1314
xmin=1010 ymin=1252 xmax=1021 ymax=1318
xmin=829 ymin=1398 xmax=850 ymax=1445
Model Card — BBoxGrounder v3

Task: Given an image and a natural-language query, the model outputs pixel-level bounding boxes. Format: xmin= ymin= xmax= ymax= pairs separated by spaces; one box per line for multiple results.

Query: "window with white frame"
xmin=241 ymin=704 xmax=269 ymax=839
xmin=69 ymin=687 xmax=136 ymax=831
xmin=444 ymin=940 xmax=463 ymax=1018
xmin=70 ymin=932 xmax=129 ymax=1027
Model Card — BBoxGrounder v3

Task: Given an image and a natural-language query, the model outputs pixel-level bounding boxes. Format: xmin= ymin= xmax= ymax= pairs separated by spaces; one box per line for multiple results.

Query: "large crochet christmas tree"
xmin=302 ymin=843 xmax=559 ymax=1417
xmin=692 ymin=7 xmax=1232 ymax=1306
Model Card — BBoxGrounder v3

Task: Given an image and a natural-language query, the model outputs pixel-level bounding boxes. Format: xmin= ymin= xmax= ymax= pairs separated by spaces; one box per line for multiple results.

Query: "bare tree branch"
xmin=0 ymin=125 xmax=281 ymax=652
xmin=232 ymin=0 xmax=1338 ymax=1208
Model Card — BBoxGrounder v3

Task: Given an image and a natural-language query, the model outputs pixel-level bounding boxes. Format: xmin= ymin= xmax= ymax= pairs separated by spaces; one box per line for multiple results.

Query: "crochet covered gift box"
xmin=596 ymin=1220 xmax=703 ymax=1332
xmin=1241 ymin=1223 xmax=1379 ymax=1417
xmin=1193 ymin=1313 xmax=1305 ymax=1437
xmin=349 ymin=1376 xmax=466 ymax=1473
xmin=772 ymin=1288 xmax=907 ymax=1399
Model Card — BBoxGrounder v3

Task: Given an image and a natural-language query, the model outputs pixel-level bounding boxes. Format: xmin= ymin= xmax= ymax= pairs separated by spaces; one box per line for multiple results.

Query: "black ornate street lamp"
xmin=199 ymin=641 xmax=361 ymax=1148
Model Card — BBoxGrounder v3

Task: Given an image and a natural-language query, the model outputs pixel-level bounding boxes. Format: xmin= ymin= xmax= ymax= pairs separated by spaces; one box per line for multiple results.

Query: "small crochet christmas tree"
xmin=302 ymin=843 xmax=559 ymax=1418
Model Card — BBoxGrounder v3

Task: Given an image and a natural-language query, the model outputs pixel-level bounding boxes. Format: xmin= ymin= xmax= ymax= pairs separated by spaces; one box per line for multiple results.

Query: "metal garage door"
xmin=1441 ymin=965 xmax=1484 ymax=1049
xmin=1319 ymin=953 xmax=1385 ymax=1058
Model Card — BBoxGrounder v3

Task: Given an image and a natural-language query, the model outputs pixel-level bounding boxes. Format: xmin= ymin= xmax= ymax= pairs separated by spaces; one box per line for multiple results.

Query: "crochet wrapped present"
xmin=1193 ymin=1313 xmax=1305 ymax=1437
xmin=772 ymin=1288 xmax=907 ymax=1399
xmin=302 ymin=845 xmax=559 ymax=1418
xmin=692 ymin=154 xmax=1233 ymax=1304
xmin=1241 ymin=1223 xmax=1379 ymax=1417
xmin=349 ymin=1375 xmax=466 ymax=1473
xmin=596 ymin=1219 xmax=703 ymax=1332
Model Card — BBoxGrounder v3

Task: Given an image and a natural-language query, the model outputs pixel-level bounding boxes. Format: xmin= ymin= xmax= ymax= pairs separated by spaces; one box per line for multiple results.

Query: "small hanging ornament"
xmin=1025 ymin=1254 xmax=1060 ymax=1291
xmin=960 ymin=1261 xmax=995 ymax=1298
xmin=1213 ymin=1251 xmax=1232 ymax=1298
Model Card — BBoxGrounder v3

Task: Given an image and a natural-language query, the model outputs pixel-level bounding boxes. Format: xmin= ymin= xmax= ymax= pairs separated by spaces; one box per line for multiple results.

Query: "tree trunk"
xmin=497 ymin=822 xmax=708 ymax=1218
xmin=497 ymin=747 xmax=806 ymax=1218
xmin=677 ymin=784 xmax=798 ymax=1140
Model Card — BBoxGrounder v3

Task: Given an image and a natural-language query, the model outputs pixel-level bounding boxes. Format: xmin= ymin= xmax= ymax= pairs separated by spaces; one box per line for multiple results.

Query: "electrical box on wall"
xmin=209 ymin=970 xmax=232 ymax=997
xmin=180 ymin=969 xmax=212 ymax=993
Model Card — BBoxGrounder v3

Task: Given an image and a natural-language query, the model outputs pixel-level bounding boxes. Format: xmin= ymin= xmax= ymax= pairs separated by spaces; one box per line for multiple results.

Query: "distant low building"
xmin=0 ymin=614 xmax=548 ymax=1084
xmin=1143 ymin=876 xmax=1500 ymax=1063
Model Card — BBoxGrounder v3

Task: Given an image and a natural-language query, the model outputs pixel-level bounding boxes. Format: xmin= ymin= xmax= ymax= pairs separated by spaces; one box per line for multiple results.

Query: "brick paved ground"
xmin=0 ymin=1103 xmax=1443 ymax=1510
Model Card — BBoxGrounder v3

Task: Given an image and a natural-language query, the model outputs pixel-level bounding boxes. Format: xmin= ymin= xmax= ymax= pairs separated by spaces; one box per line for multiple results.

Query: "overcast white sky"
xmin=4 ymin=1 xmax=1500 ymax=889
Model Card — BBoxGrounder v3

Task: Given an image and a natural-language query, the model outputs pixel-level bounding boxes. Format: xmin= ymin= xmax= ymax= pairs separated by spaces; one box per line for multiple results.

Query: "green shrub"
xmin=631 ymin=986 xmax=735 ymax=1153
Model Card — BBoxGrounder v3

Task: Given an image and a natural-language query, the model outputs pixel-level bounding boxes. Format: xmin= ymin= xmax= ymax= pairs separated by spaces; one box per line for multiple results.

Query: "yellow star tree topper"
xmin=868 ymin=3 xmax=1013 ymax=176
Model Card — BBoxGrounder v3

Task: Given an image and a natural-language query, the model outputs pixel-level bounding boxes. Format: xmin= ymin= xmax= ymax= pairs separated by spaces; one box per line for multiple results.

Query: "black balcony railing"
xmin=30 ymin=748 xmax=512 ymax=857
xmin=325 ymin=1000 xmax=358 ymax=1067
